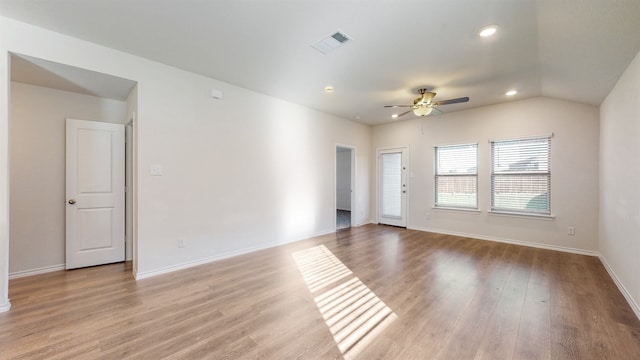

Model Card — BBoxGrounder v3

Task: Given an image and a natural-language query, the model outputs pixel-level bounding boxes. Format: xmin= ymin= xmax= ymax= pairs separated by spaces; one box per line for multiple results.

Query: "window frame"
xmin=490 ymin=135 xmax=551 ymax=216
xmin=434 ymin=142 xmax=479 ymax=210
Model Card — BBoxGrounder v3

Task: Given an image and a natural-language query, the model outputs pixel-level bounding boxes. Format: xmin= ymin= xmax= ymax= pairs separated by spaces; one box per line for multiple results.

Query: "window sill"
xmin=488 ymin=210 xmax=555 ymax=220
xmin=433 ymin=206 xmax=481 ymax=214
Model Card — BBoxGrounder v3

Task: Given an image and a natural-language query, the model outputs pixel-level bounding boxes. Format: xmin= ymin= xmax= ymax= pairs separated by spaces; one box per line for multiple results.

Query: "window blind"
xmin=491 ymin=136 xmax=550 ymax=214
xmin=435 ymin=143 xmax=478 ymax=209
xmin=381 ymin=152 xmax=402 ymax=217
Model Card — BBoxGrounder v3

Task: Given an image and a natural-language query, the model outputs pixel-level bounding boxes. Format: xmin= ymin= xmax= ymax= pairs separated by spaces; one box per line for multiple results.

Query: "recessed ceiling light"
xmin=391 ymin=114 xmax=398 ymax=118
xmin=479 ymin=25 xmax=498 ymax=38
xmin=506 ymin=90 xmax=518 ymax=96
xmin=324 ymin=86 xmax=334 ymax=93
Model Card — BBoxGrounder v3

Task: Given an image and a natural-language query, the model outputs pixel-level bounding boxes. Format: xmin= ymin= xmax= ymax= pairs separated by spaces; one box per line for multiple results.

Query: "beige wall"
xmin=9 ymin=82 xmax=127 ymax=275
xmin=1 ymin=21 xmax=11 ymax=310
xmin=599 ymin=49 xmax=640 ymax=317
xmin=372 ymin=96 xmax=600 ymax=253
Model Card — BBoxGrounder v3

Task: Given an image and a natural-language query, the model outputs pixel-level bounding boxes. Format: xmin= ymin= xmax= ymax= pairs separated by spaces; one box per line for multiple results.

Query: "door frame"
xmin=335 ymin=144 xmax=357 ymax=230
xmin=376 ymin=146 xmax=409 ymax=227
xmin=126 ymin=111 xmax=138 ymax=276
xmin=125 ymin=115 xmax=134 ymax=263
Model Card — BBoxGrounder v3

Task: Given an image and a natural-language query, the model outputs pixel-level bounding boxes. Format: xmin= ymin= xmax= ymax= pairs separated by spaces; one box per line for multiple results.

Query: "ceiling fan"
xmin=384 ymin=88 xmax=469 ymax=117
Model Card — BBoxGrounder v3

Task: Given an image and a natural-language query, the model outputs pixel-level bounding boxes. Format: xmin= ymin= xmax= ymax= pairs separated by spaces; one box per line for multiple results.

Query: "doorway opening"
xmin=336 ymin=146 xmax=356 ymax=230
xmin=7 ymin=53 xmax=138 ymax=278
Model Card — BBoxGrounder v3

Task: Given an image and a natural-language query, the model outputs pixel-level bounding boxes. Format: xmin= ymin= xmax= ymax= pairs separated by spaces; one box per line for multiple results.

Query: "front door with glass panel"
xmin=378 ymin=148 xmax=408 ymax=227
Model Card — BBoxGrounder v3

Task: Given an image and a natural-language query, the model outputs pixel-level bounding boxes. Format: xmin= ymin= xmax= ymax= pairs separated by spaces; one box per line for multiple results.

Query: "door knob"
xmin=68 ymin=199 xmax=76 ymax=205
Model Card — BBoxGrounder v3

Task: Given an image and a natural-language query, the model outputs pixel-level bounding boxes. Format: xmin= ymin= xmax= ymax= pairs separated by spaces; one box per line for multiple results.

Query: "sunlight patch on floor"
xmin=293 ymin=245 xmax=397 ymax=359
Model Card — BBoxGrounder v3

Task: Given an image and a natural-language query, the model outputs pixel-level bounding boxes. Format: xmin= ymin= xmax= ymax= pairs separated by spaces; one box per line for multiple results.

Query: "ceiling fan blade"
xmin=433 ymin=97 xmax=469 ymax=106
xmin=397 ymin=109 xmax=414 ymax=117
xmin=384 ymin=104 xmax=414 ymax=108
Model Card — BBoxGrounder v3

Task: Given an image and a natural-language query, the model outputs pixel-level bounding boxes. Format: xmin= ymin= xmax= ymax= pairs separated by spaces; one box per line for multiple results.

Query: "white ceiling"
xmin=1 ymin=0 xmax=639 ymax=126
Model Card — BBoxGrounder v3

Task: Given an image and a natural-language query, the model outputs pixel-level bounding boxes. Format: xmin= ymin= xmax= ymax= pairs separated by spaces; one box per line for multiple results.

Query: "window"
xmin=381 ymin=152 xmax=402 ymax=217
xmin=491 ymin=136 xmax=551 ymax=214
xmin=435 ymin=143 xmax=478 ymax=209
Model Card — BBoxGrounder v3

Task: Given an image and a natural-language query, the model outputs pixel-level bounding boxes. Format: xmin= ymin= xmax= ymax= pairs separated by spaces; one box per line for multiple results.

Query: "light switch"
xmin=150 ymin=165 xmax=163 ymax=176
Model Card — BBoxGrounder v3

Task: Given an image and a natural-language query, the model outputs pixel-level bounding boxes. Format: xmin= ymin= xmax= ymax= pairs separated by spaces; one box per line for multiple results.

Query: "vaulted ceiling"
xmin=1 ymin=0 xmax=639 ymax=125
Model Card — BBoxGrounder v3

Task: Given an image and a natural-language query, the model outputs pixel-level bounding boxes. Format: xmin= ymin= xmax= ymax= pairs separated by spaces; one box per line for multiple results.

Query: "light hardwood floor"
xmin=1 ymin=225 xmax=639 ymax=359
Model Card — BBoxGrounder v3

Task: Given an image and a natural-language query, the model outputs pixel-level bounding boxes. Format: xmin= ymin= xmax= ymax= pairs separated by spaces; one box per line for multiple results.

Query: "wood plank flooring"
xmin=1 ymin=224 xmax=639 ymax=359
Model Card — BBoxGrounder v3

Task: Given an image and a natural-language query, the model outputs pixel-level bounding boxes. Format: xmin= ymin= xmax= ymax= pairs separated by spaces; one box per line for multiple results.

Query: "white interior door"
xmin=378 ymin=148 xmax=407 ymax=227
xmin=66 ymin=119 xmax=125 ymax=269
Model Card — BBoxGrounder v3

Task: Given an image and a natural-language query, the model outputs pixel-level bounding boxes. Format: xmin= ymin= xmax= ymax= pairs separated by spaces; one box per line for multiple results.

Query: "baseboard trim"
xmin=135 ymin=229 xmax=336 ymax=280
xmin=598 ymin=255 xmax=640 ymax=320
xmin=407 ymin=225 xmax=600 ymax=257
xmin=9 ymin=264 xmax=66 ymax=279
xmin=0 ymin=301 xmax=11 ymax=313
xmin=406 ymin=225 xmax=638 ymax=321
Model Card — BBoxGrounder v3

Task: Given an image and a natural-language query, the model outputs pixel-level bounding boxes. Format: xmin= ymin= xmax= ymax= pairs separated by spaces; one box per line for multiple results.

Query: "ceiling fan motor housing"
xmin=417 ymin=90 xmax=437 ymax=105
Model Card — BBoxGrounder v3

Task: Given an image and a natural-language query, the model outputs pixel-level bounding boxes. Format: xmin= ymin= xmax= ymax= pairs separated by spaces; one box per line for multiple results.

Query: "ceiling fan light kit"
xmin=413 ymin=105 xmax=432 ymax=116
xmin=479 ymin=25 xmax=498 ymax=37
xmin=384 ymin=88 xmax=469 ymax=118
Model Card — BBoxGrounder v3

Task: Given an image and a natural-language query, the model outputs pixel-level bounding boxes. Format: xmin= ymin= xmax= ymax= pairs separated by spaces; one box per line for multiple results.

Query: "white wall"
xmin=0 ymin=23 xmax=11 ymax=311
xmin=372 ymin=97 xmax=600 ymax=253
xmin=336 ymin=148 xmax=352 ymax=211
xmin=9 ymin=82 xmax=127 ymax=276
xmin=0 ymin=15 xmax=371 ymax=307
xmin=136 ymin=90 xmax=370 ymax=275
xmin=136 ymin=89 xmax=371 ymax=275
xmin=599 ymin=50 xmax=640 ymax=316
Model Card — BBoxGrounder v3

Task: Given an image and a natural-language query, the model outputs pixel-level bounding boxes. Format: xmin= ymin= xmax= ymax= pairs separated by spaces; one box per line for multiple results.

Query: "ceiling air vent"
xmin=311 ymin=31 xmax=352 ymax=54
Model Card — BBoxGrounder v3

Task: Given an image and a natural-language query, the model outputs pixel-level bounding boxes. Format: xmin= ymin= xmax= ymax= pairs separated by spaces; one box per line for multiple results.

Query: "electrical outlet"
xmin=568 ymin=226 xmax=575 ymax=236
xmin=178 ymin=239 xmax=186 ymax=248
xmin=150 ymin=165 xmax=163 ymax=176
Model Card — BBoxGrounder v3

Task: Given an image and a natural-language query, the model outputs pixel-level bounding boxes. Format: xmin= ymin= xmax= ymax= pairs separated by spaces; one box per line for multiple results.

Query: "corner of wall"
xmin=0 ymin=44 xmax=11 ymax=312
xmin=0 ymin=300 xmax=10 ymax=313
xmin=599 ymin=254 xmax=640 ymax=320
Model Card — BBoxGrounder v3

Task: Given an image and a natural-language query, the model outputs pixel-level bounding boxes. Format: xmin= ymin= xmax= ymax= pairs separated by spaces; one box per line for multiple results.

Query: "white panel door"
xmin=378 ymin=148 xmax=408 ymax=227
xmin=66 ymin=119 xmax=125 ymax=269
